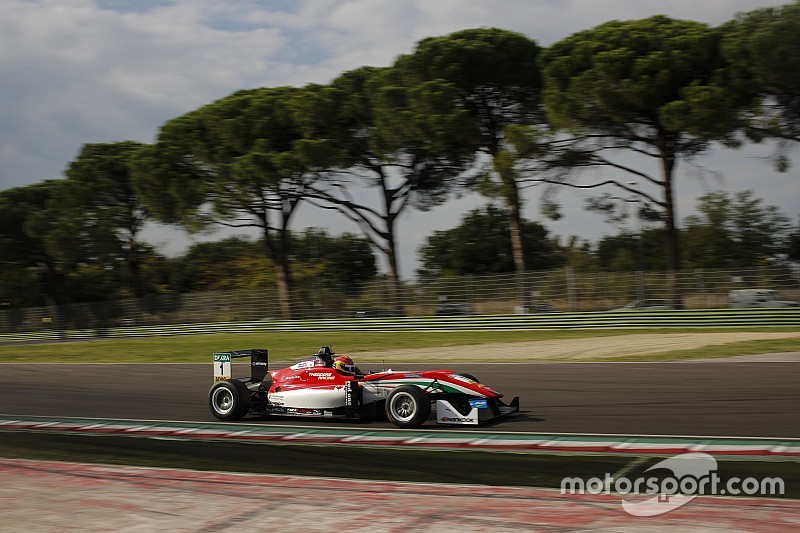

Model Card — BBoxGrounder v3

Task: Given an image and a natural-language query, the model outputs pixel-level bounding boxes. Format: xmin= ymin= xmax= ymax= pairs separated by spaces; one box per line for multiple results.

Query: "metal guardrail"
xmin=1 ymin=308 xmax=798 ymax=344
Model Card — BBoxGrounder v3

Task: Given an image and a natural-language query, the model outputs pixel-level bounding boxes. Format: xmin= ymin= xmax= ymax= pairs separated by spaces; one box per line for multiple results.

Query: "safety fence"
xmin=1 ymin=309 xmax=798 ymax=344
xmin=1 ymin=265 xmax=798 ymax=334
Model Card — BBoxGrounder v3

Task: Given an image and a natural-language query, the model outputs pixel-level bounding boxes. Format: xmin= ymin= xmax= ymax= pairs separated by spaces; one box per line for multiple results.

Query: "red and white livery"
xmin=209 ymin=346 xmax=519 ymax=428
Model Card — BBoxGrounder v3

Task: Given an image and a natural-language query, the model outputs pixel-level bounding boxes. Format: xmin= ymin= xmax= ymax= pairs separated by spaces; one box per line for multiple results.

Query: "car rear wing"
xmin=213 ymin=349 xmax=268 ymax=383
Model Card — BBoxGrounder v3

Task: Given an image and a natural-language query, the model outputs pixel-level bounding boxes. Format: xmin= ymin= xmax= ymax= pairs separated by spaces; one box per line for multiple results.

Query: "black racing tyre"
xmin=385 ymin=385 xmax=431 ymax=428
xmin=209 ymin=379 xmax=251 ymax=421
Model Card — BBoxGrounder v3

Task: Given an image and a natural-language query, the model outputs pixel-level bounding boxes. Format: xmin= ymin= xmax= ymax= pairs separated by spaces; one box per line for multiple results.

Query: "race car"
xmin=209 ymin=346 xmax=519 ymax=428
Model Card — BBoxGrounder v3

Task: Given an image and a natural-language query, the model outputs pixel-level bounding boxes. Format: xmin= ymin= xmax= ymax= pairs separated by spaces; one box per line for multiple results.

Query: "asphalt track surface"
xmin=1 ymin=361 xmax=798 ymax=438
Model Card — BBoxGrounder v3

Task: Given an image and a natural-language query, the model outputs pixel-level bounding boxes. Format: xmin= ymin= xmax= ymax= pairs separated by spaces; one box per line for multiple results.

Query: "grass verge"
xmin=0 ymin=329 xmax=644 ymax=362
xmin=0 ymin=327 xmax=797 ymax=363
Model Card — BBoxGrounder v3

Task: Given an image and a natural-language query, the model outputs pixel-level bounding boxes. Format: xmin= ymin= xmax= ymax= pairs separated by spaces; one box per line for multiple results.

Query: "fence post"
xmin=566 ymin=268 xmax=577 ymax=311
xmin=636 ymin=270 xmax=645 ymax=302
xmin=601 ymin=270 xmax=610 ymax=310
xmin=466 ymin=274 xmax=474 ymax=310
xmin=695 ymin=269 xmax=705 ymax=308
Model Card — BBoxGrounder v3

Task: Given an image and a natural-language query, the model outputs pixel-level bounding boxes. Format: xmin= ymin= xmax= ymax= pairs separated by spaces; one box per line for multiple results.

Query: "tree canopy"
xmin=0 ymin=182 xmax=67 ymax=308
xmin=300 ymin=63 xmax=478 ymax=311
xmin=397 ymin=28 xmax=544 ymax=277
xmin=51 ymin=142 xmax=150 ymax=295
xmin=593 ymin=191 xmax=793 ymax=270
xmin=682 ymin=190 xmax=792 ymax=267
xmin=132 ymin=86 xmax=322 ymax=318
xmin=417 ymin=205 xmax=564 ymax=278
xmin=722 ymin=1 xmax=800 ymax=169
xmin=541 ymin=15 xmax=750 ymax=306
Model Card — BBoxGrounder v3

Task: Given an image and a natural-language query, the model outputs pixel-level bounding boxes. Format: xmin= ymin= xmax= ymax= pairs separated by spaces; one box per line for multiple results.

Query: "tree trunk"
xmin=508 ymin=192 xmax=527 ymax=275
xmin=378 ymin=166 xmax=404 ymax=316
xmin=38 ymin=260 xmax=66 ymax=329
xmin=496 ymin=152 xmax=527 ymax=275
xmin=263 ymin=227 xmax=293 ymax=321
xmin=273 ymin=257 xmax=293 ymax=320
xmin=385 ymin=229 xmax=402 ymax=315
xmin=127 ymin=244 xmax=140 ymax=297
xmin=498 ymin=158 xmax=528 ymax=307
xmin=660 ymin=146 xmax=683 ymax=309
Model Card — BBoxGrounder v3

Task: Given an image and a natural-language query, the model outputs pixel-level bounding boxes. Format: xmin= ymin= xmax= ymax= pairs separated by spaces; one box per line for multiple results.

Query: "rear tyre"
xmin=209 ymin=380 xmax=251 ymax=421
xmin=385 ymin=385 xmax=431 ymax=428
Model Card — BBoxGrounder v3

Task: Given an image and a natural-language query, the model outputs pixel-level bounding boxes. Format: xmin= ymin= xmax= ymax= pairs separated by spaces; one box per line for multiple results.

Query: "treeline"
xmin=419 ymin=191 xmax=799 ymax=278
xmin=2 ymin=3 xmax=800 ymax=316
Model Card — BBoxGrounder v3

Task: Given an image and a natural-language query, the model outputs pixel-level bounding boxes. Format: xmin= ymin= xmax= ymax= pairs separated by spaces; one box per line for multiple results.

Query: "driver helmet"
xmin=332 ymin=355 xmax=356 ymax=375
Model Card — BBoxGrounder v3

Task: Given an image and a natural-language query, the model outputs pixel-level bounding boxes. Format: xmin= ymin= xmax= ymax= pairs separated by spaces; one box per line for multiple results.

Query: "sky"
xmin=1 ymin=0 xmax=797 ymax=279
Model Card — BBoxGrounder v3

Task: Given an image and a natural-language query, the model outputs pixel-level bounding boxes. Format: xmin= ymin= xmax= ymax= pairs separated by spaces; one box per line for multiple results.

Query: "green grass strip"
xmin=0 ymin=327 xmax=797 ymax=363
xmin=0 ymin=329 xmax=626 ymax=362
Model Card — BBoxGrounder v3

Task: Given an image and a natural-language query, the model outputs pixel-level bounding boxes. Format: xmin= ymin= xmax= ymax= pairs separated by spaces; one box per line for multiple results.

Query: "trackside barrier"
xmin=0 ymin=308 xmax=798 ymax=344
xmin=0 ymin=415 xmax=798 ymax=458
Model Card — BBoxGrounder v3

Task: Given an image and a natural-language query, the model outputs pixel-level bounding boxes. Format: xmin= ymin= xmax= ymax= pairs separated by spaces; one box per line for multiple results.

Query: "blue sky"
xmin=1 ymin=0 xmax=796 ymax=278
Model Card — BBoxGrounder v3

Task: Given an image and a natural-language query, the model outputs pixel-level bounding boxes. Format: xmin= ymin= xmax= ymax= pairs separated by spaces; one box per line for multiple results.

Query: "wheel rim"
xmin=212 ymin=387 xmax=235 ymax=415
xmin=389 ymin=391 xmax=417 ymax=422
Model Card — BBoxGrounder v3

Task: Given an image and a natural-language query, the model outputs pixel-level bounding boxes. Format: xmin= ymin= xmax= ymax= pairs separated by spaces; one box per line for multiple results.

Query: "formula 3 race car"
xmin=209 ymin=346 xmax=519 ymax=428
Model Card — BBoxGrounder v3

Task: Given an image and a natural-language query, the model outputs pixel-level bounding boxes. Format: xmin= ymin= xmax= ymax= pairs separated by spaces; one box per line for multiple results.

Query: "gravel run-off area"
xmin=346 ymin=331 xmax=800 ymax=362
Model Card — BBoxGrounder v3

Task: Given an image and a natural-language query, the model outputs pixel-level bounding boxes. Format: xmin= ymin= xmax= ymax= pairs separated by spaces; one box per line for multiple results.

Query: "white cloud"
xmin=1 ymin=0 xmax=797 ymax=278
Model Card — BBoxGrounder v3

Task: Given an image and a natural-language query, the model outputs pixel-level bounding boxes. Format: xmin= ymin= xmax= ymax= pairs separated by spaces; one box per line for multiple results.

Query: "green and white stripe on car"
xmin=363 ymin=378 xmax=486 ymax=397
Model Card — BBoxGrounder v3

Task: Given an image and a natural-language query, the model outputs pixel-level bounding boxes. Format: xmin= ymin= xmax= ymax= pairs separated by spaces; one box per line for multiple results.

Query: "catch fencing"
xmin=1 ymin=265 xmax=798 ymax=334
xmin=2 ymin=309 xmax=799 ymax=345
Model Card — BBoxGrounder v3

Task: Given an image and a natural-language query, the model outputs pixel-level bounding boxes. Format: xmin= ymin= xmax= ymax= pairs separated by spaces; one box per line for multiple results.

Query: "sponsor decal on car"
xmin=345 ymin=384 xmax=353 ymax=407
xmin=285 ymin=408 xmax=324 ymax=415
xmin=290 ymin=360 xmax=319 ymax=370
xmin=436 ymin=399 xmax=480 ymax=425
xmin=308 ymin=372 xmax=335 ymax=380
xmin=468 ymin=399 xmax=488 ymax=409
xmin=404 ymin=373 xmax=422 ymax=378
xmin=449 ymin=374 xmax=476 ymax=384
xmin=268 ymin=394 xmax=284 ymax=405
xmin=441 ymin=416 xmax=477 ymax=423
xmin=213 ymin=352 xmax=231 ymax=382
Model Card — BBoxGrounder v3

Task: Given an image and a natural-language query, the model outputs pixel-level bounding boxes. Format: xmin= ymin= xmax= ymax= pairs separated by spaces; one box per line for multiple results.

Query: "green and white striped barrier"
xmin=1 ymin=415 xmax=798 ymax=458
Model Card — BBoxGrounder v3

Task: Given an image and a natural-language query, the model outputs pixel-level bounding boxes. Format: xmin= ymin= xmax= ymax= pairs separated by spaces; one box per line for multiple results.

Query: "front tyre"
xmin=385 ymin=385 xmax=431 ymax=428
xmin=209 ymin=380 xmax=251 ymax=421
